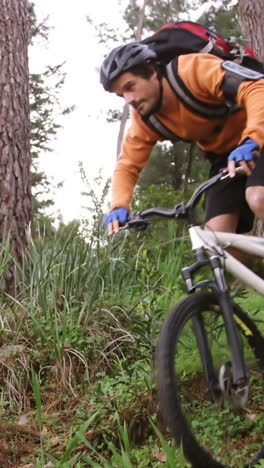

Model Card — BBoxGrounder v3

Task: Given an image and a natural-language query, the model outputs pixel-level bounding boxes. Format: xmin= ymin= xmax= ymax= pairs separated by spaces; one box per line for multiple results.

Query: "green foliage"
xmin=93 ymin=0 xmax=202 ymax=46
xmin=150 ymin=419 xmax=189 ymax=468
xmin=106 ymin=109 xmax=123 ymax=123
xmin=0 ymin=206 xmax=187 ymax=464
xmin=0 ymin=171 xmax=263 ymax=465
xmin=137 ymin=142 xmax=208 ymax=193
xmin=28 ymin=2 xmax=49 ymax=44
xmin=133 ymin=183 xmax=180 ymax=211
xmin=124 ymin=0 xmax=200 ymax=37
xmin=138 ymin=143 xmax=185 ymax=191
xmin=79 ymin=164 xmax=111 ymax=240
xmin=256 ymin=461 xmax=264 ymax=468
xmin=30 ymin=65 xmax=72 ymax=159
xmin=198 ymin=0 xmax=240 ymax=38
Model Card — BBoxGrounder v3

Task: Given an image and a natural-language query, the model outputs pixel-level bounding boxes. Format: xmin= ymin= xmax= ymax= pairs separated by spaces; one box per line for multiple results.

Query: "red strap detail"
xmin=177 ymin=22 xmax=231 ymax=53
xmin=244 ymin=47 xmax=256 ymax=58
xmin=176 ymin=22 xmax=210 ymax=41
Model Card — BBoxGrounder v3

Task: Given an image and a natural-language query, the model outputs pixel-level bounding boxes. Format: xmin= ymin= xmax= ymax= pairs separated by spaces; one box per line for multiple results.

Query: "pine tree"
xmin=0 ymin=0 xmax=32 ymax=292
xmin=238 ymin=0 xmax=264 ymax=62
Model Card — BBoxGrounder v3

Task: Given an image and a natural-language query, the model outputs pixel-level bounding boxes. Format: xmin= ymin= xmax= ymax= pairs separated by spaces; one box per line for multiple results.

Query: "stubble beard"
xmin=137 ymin=95 xmax=161 ymax=117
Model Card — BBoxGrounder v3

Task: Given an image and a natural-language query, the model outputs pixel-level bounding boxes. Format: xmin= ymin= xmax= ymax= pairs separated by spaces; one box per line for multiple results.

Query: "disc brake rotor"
xmin=219 ymin=362 xmax=249 ymax=408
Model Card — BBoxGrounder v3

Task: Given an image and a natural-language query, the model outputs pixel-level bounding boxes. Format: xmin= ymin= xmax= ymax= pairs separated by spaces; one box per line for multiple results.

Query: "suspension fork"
xmin=210 ymin=255 xmax=249 ymax=385
xmin=182 ymin=250 xmax=248 ymax=392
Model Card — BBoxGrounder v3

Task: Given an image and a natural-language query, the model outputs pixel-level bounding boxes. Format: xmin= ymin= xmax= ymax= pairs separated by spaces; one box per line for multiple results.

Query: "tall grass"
xmin=0 ymin=219 xmax=186 ymax=405
xmin=0 ymin=213 xmax=262 ymax=465
xmin=0 ymin=215 xmax=188 ymax=464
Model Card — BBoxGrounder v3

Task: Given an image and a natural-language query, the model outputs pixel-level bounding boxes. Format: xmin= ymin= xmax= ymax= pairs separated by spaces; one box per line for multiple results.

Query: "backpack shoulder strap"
xmin=143 ymin=114 xmax=192 ymax=143
xmin=166 ymin=58 xmax=229 ymax=119
xmin=220 ymin=60 xmax=264 ymax=102
xmin=143 ymin=114 xmax=180 ymax=142
xmin=141 ymin=58 xmax=242 ymax=142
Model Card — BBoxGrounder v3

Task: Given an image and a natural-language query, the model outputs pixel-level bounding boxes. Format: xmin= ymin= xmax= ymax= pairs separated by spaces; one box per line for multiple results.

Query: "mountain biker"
xmin=100 ymin=42 xmax=264 ymax=241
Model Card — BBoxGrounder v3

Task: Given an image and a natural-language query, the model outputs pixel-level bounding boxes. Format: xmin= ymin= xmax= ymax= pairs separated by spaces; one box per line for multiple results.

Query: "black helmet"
xmin=100 ymin=41 xmax=158 ymax=91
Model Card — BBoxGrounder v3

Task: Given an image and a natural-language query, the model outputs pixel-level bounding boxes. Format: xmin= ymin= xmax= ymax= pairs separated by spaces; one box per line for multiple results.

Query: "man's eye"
xmin=126 ymin=83 xmax=134 ymax=91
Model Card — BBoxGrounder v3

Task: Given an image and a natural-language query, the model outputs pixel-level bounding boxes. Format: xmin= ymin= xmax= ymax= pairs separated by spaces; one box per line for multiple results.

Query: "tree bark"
xmin=0 ymin=0 xmax=32 ymax=292
xmin=116 ymin=104 xmax=129 ymax=159
xmin=183 ymin=143 xmax=195 ymax=196
xmin=238 ymin=0 xmax=264 ymax=62
xmin=116 ymin=0 xmax=148 ymax=158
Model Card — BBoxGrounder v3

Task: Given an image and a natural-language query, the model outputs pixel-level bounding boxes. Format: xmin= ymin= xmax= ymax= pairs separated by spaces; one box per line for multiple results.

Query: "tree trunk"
xmin=238 ymin=0 xmax=264 ymax=62
xmin=116 ymin=104 xmax=130 ymax=159
xmin=0 ymin=0 xmax=32 ymax=292
xmin=183 ymin=143 xmax=195 ymax=195
xmin=116 ymin=0 xmax=148 ymax=158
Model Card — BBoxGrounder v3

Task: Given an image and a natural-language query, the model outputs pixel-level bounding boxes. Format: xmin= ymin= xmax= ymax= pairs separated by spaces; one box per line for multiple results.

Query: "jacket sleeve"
xmin=236 ymin=78 xmax=264 ymax=148
xmin=111 ymin=110 xmax=161 ymax=211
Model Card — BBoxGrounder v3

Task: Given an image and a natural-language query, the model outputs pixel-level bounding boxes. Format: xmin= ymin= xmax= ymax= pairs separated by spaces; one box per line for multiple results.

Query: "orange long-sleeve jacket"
xmin=111 ymin=53 xmax=264 ymax=211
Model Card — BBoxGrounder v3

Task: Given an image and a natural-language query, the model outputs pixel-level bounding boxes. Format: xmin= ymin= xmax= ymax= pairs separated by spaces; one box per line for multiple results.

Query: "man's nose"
xmin=123 ymin=92 xmax=134 ymax=105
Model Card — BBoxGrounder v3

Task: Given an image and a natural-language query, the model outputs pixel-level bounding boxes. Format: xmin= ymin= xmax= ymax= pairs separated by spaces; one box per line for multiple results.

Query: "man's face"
xmin=111 ymin=70 xmax=160 ymax=117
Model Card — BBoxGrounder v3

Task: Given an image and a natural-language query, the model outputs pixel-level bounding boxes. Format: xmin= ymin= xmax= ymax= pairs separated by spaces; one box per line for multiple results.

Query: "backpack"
xmin=140 ymin=21 xmax=264 ymax=141
xmin=142 ymin=21 xmax=263 ymax=71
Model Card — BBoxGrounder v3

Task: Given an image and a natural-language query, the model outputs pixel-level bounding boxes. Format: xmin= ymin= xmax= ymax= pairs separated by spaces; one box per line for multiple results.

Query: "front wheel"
xmin=157 ymin=291 xmax=264 ymax=468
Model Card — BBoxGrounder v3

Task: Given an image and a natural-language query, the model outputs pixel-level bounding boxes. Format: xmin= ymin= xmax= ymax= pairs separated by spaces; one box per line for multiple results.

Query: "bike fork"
xmin=185 ymin=252 xmax=249 ymax=401
xmin=210 ymin=255 xmax=249 ymax=386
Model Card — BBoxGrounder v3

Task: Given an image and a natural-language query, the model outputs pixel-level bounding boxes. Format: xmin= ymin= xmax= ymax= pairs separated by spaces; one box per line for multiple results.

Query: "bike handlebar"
xmin=127 ymin=167 xmax=244 ymax=230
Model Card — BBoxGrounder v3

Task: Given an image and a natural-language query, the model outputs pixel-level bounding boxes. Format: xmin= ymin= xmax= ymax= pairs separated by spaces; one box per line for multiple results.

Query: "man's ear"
xmin=150 ymin=66 xmax=159 ymax=81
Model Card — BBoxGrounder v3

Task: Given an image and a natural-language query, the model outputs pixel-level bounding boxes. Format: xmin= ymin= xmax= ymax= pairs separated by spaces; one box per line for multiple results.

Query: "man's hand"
xmin=227 ymin=138 xmax=259 ymax=178
xmin=104 ymin=207 xmax=129 ymax=235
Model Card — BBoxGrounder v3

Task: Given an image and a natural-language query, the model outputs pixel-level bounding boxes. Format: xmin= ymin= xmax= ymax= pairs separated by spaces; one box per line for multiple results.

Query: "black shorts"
xmin=205 ymin=148 xmax=264 ymax=233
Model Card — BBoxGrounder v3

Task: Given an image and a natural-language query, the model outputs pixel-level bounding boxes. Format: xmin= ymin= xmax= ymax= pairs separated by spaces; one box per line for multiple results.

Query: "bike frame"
xmin=187 ymin=226 xmax=264 ymax=391
xmin=189 ymin=226 xmax=264 ymax=296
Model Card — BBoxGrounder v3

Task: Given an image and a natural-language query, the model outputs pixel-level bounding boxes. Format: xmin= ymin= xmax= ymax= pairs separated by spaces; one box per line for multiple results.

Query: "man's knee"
xmin=246 ymin=186 xmax=264 ymax=220
xmin=205 ymin=213 xmax=239 ymax=233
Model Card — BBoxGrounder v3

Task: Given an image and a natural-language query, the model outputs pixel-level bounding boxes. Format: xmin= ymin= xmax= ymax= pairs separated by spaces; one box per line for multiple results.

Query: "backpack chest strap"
xmin=143 ymin=114 xmax=192 ymax=143
xmin=144 ymin=114 xmax=180 ymax=142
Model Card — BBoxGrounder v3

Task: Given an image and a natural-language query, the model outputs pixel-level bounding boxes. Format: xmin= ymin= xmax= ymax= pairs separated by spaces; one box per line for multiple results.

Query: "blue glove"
xmin=104 ymin=207 xmax=129 ymax=228
xmin=228 ymin=138 xmax=258 ymax=163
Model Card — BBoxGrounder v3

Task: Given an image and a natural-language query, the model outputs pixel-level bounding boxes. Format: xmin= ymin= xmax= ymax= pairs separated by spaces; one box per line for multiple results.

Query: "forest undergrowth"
xmin=0 ymin=223 xmax=262 ymax=467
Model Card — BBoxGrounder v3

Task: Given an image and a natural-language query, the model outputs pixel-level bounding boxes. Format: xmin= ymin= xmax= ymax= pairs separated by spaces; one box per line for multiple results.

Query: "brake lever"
xmin=174 ymin=202 xmax=187 ymax=218
xmin=220 ymin=166 xmax=244 ymax=180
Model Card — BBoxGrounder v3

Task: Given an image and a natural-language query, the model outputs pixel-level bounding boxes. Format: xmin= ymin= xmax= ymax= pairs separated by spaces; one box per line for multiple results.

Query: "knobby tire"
xmin=157 ymin=291 xmax=264 ymax=468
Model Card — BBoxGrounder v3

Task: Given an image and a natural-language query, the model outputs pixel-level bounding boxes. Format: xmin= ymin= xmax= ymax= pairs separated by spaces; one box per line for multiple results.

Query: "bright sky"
xmin=29 ymin=0 xmax=209 ymax=224
xmin=29 ymin=0 xmax=128 ymax=223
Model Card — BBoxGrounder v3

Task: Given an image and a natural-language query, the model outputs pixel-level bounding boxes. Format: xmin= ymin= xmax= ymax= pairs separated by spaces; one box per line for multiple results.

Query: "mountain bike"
xmin=127 ymin=168 xmax=264 ymax=468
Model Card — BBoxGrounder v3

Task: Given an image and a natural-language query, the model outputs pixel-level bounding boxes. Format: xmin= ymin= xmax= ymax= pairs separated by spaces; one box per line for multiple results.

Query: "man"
xmin=100 ymin=42 xmax=264 ymax=240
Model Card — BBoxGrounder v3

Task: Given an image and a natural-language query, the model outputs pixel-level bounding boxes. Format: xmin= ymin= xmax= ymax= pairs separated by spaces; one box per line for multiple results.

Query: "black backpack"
xmin=140 ymin=22 xmax=264 ymax=141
